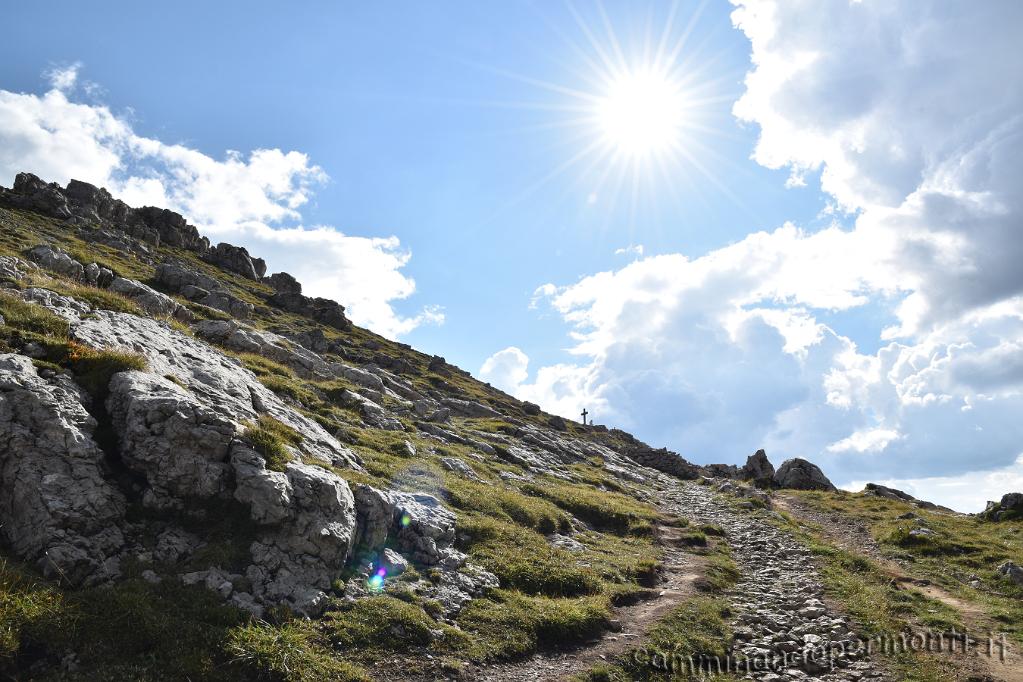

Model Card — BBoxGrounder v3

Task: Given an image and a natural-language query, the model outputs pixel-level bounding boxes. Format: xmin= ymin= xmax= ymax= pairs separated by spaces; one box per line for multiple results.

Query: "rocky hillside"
xmin=1 ymin=173 xmax=1021 ymax=682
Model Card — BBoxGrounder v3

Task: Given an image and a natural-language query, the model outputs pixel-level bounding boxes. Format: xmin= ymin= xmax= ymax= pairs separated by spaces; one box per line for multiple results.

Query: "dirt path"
xmin=777 ymin=494 xmax=1023 ymax=682
xmin=469 ymin=523 xmax=707 ymax=681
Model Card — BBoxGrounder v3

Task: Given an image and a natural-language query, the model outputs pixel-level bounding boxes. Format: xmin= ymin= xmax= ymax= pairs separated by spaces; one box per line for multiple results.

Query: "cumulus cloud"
xmin=0 ymin=69 xmax=439 ymax=338
xmin=490 ymin=0 xmax=1023 ymax=507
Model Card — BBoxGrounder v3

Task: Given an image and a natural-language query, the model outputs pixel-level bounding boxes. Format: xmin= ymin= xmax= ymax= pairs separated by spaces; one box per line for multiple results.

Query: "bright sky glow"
xmin=597 ymin=68 xmax=688 ymax=158
xmin=3 ymin=1 xmax=1022 ymax=512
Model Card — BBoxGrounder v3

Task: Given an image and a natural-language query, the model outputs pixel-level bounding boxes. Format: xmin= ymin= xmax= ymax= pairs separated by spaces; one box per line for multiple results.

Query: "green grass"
xmin=446 ymin=478 xmax=571 ymax=534
xmin=459 ymin=516 xmax=602 ymax=597
xmin=575 ymin=538 xmax=738 ymax=681
xmin=64 ymin=341 xmax=148 ymax=397
xmin=519 ymin=480 xmax=659 ymax=535
xmin=785 ymin=490 xmax=1023 ymax=645
xmin=244 ymin=415 xmax=304 ymax=472
xmin=457 ymin=590 xmax=611 ymax=661
xmin=228 ymin=621 xmax=369 ymax=682
xmin=0 ymin=290 xmax=70 ymax=340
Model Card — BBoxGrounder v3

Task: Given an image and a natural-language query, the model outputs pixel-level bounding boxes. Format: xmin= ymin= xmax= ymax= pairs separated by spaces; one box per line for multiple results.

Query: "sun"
xmin=596 ymin=68 xmax=687 ymax=158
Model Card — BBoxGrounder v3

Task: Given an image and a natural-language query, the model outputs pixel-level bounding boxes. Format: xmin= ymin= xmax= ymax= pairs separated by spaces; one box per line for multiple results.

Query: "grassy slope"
xmin=0 ymin=205 xmax=681 ymax=679
xmin=784 ymin=491 xmax=1023 ymax=645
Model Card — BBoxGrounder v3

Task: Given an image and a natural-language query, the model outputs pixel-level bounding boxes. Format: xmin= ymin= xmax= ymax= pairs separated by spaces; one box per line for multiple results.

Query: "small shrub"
xmin=245 ymin=415 xmax=303 ymax=472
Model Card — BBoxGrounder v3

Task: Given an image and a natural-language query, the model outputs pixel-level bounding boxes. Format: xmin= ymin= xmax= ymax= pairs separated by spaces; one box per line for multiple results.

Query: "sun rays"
xmin=463 ymin=0 xmax=743 ymax=236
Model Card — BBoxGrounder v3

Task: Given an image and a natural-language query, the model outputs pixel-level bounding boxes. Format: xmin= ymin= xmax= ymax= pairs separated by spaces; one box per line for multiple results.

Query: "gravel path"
xmin=657 ymin=479 xmax=889 ymax=682
xmin=475 ymin=476 xmax=889 ymax=682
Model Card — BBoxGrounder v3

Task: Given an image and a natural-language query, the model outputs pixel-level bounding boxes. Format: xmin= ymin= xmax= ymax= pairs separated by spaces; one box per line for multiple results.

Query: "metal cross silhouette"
xmin=581 ymin=408 xmax=588 ymax=425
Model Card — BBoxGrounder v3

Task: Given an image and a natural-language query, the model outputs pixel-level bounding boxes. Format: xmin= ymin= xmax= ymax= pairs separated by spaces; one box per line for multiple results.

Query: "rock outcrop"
xmin=863 ymin=483 xmax=950 ymax=511
xmin=0 ymin=173 xmax=209 ymax=252
xmin=773 ymin=458 xmax=836 ymax=491
xmin=0 ymin=354 xmax=126 ymax=584
xmin=982 ymin=492 xmax=1023 ymax=521
xmin=740 ymin=449 xmax=775 ymax=487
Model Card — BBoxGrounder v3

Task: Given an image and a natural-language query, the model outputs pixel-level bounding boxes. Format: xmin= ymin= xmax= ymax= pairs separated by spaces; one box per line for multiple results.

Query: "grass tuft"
xmin=245 ymin=415 xmax=303 ymax=472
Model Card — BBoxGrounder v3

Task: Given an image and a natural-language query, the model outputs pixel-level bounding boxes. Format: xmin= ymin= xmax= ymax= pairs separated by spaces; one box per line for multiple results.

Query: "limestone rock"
xmin=25 ymin=244 xmax=85 ymax=280
xmin=983 ymin=492 xmax=1023 ymax=521
xmin=0 ymin=255 xmax=35 ymax=281
xmin=70 ymin=310 xmax=361 ymax=470
xmin=108 ymin=277 xmax=191 ymax=321
xmin=998 ymin=561 xmax=1023 ymax=586
xmin=0 ymin=354 xmax=126 ymax=584
xmin=774 ymin=458 xmax=836 ymax=491
xmin=351 ymin=485 xmax=457 ymax=565
xmin=439 ymin=457 xmax=483 ymax=482
xmin=203 ymin=242 xmax=266 ymax=280
xmin=245 ymin=462 xmax=357 ymax=615
xmin=154 ymin=262 xmax=253 ymax=318
xmin=740 ymin=449 xmax=776 ymax=487
xmin=107 ymin=371 xmax=236 ymax=507
xmin=193 ymin=320 xmax=334 ymax=379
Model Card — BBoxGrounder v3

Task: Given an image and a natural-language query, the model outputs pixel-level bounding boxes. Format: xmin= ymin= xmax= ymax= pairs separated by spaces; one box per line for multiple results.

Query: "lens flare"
xmin=400 ymin=513 xmax=412 ymax=528
xmin=597 ymin=68 xmax=686 ymax=158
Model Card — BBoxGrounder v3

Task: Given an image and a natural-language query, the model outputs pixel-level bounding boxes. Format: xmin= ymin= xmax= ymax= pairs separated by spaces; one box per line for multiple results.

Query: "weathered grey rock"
xmin=194 ymin=320 xmax=331 ymax=379
xmin=999 ymin=561 xmax=1023 ymax=586
xmin=272 ymin=292 xmax=349 ymax=330
xmin=107 ymin=371 xmax=236 ymax=507
xmin=0 ymin=354 xmax=126 ymax=584
xmin=0 ymin=173 xmax=72 ymax=218
xmin=19 ymin=287 xmax=89 ymax=322
xmin=380 ymin=548 xmax=409 ymax=576
xmin=864 ymin=482 xmax=949 ymax=511
xmin=983 ymin=492 xmax=1023 ymax=521
xmin=335 ymin=388 xmax=404 ymax=431
xmin=351 ymin=485 xmax=457 ymax=565
xmin=70 ymin=310 xmax=361 ymax=470
xmin=440 ymin=456 xmax=483 ymax=482
xmin=267 ymin=272 xmax=302 ymax=295
xmin=203 ymin=242 xmax=266 ymax=280
xmin=774 ymin=458 xmax=836 ymax=491
xmin=83 ymin=262 xmax=114 ymax=288
xmin=154 ymin=263 xmax=253 ymax=318
xmin=0 ymin=255 xmax=35 ymax=281
xmin=154 ymin=528 xmax=204 ymax=564
xmin=740 ymin=449 xmax=776 ymax=487
xmin=245 ymin=462 xmax=357 ymax=615
xmin=25 ymin=244 xmax=85 ymax=280
xmin=108 ymin=277 xmax=191 ymax=321
xmin=441 ymin=398 xmax=501 ymax=419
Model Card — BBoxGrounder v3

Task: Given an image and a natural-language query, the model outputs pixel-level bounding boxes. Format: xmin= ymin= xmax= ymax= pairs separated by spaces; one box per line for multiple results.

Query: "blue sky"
xmin=3 ymin=1 xmax=1022 ymax=511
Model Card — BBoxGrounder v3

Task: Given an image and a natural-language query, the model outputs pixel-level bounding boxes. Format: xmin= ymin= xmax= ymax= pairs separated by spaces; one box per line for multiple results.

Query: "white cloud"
xmin=494 ymin=0 xmax=1023 ymax=492
xmin=614 ymin=244 xmax=644 ymax=258
xmin=826 ymin=428 xmax=901 ymax=454
xmin=479 ymin=346 xmax=529 ymax=394
xmin=0 ymin=70 xmax=438 ymax=338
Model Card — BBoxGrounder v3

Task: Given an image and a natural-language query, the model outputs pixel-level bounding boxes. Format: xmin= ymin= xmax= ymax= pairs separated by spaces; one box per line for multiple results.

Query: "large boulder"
xmin=999 ymin=561 xmax=1023 ymax=586
xmin=983 ymin=493 xmax=1023 ymax=521
xmin=0 ymin=173 xmax=72 ymax=219
xmin=204 ymin=242 xmax=266 ymax=280
xmin=0 ymin=354 xmax=126 ymax=584
xmin=773 ymin=458 xmax=836 ymax=491
xmin=25 ymin=244 xmax=85 ymax=281
xmin=740 ymin=449 xmax=775 ymax=487
xmin=107 ymin=371 xmax=236 ymax=508
xmin=242 ymin=460 xmax=357 ymax=616
xmin=154 ymin=262 xmax=253 ymax=319
xmin=108 ymin=277 xmax=192 ymax=321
